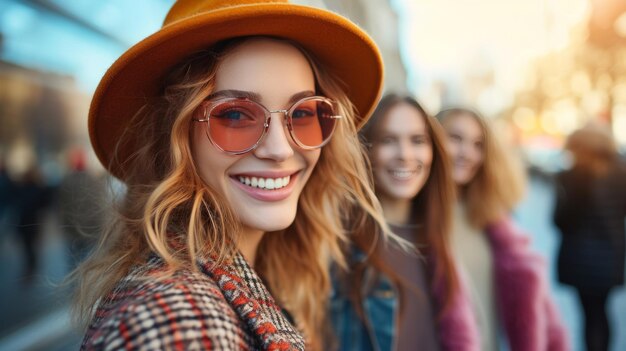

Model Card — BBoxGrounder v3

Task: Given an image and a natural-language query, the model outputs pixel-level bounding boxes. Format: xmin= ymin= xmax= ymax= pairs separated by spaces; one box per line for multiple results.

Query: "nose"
xmin=397 ymin=139 xmax=412 ymax=161
xmin=253 ymin=114 xmax=294 ymax=162
xmin=458 ymin=141 xmax=474 ymax=160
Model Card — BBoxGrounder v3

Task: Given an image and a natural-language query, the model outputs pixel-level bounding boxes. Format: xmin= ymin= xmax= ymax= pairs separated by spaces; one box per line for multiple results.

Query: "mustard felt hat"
xmin=88 ymin=0 xmax=384 ymax=180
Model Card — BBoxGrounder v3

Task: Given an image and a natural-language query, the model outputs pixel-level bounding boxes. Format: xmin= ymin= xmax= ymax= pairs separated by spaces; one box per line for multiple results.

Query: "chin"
xmin=242 ymin=210 xmax=297 ymax=232
xmin=399 ymin=180 xmax=425 ymax=198
xmin=450 ymin=170 xmax=465 ymax=183
xmin=454 ymin=176 xmax=472 ymax=186
xmin=385 ymin=187 xmax=419 ymax=201
xmin=399 ymin=189 xmax=420 ymax=199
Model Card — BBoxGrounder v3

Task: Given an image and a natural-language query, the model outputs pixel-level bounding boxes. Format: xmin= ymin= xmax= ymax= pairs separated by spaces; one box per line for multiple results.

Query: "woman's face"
xmin=442 ymin=113 xmax=484 ymax=185
xmin=191 ymin=38 xmax=321 ymax=233
xmin=370 ymin=103 xmax=433 ymax=201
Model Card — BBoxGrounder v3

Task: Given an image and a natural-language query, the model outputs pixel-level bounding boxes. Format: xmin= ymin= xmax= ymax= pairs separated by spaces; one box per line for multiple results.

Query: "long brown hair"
xmin=72 ymin=36 xmax=388 ymax=350
xmin=357 ymin=93 xmax=458 ymax=314
xmin=437 ymin=107 xmax=526 ymax=228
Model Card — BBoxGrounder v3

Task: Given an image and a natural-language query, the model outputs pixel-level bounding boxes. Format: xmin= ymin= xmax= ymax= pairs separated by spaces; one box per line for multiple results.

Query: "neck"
xmin=237 ymin=226 xmax=265 ymax=268
xmin=457 ymin=184 xmax=468 ymax=199
xmin=378 ymin=194 xmax=412 ymax=225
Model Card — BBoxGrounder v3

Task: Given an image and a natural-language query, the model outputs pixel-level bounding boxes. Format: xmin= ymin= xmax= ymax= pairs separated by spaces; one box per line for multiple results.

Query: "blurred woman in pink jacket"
xmin=437 ymin=107 xmax=570 ymax=351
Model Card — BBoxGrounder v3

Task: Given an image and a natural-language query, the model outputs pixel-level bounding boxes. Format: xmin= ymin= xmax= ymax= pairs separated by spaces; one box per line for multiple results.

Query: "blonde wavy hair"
xmin=437 ymin=108 xmax=526 ymax=229
xmin=72 ymin=36 xmax=388 ymax=350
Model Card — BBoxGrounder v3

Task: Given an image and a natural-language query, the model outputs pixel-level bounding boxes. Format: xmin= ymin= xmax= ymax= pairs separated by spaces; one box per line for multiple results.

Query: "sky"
xmin=391 ymin=0 xmax=589 ymax=113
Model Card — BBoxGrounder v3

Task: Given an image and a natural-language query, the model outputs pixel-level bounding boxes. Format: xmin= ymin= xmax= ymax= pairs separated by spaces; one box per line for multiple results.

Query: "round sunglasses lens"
xmin=208 ymin=100 xmax=266 ymax=152
xmin=290 ymin=99 xmax=337 ymax=147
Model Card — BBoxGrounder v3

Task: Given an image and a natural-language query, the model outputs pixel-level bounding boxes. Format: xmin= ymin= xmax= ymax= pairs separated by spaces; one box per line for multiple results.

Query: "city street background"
xmin=1 ymin=0 xmax=625 ymax=350
xmin=2 ymin=175 xmax=623 ymax=351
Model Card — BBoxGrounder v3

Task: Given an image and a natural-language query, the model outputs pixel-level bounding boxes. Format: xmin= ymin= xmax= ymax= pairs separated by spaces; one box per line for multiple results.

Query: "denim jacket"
xmin=329 ymin=250 xmax=398 ymax=351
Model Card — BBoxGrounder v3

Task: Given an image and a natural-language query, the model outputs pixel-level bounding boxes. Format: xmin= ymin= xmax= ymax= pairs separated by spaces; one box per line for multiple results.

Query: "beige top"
xmin=450 ymin=202 xmax=499 ymax=351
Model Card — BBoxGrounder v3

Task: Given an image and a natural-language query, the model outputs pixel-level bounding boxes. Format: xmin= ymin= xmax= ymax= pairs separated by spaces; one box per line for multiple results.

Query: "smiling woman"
xmin=72 ymin=1 xmax=388 ymax=350
xmin=436 ymin=107 xmax=569 ymax=351
xmin=190 ymin=39 xmax=323 ymax=254
xmin=329 ymin=94 xmax=479 ymax=351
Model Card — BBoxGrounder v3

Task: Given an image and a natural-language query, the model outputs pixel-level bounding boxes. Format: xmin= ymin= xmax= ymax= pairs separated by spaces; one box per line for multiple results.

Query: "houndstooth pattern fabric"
xmin=81 ymin=253 xmax=305 ymax=350
xmin=197 ymin=254 xmax=305 ymax=350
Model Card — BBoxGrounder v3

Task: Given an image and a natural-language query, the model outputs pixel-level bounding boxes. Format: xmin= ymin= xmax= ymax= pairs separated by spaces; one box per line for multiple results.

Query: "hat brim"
xmin=89 ymin=3 xmax=383 ymax=180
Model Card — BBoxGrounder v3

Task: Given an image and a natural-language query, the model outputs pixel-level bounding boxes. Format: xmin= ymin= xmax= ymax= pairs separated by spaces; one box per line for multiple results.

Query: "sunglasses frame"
xmin=193 ymin=96 xmax=342 ymax=155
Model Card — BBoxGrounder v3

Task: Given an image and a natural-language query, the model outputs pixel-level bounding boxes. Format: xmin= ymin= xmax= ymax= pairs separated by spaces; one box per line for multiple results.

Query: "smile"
xmin=388 ymin=169 xmax=418 ymax=180
xmin=230 ymin=171 xmax=300 ymax=202
xmin=237 ymin=175 xmax=291 ymax=190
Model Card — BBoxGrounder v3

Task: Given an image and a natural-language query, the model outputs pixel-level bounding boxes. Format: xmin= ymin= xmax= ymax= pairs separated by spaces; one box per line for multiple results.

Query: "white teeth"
xmin=237 ymin=175 xmax=291 ymax=190
xmin=391 ymin=170 xmax=416 ymax=179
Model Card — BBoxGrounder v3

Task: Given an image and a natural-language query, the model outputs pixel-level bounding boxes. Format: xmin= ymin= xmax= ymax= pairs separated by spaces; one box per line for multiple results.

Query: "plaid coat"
xmin=81 ymin=252 xmax=305 ymax=350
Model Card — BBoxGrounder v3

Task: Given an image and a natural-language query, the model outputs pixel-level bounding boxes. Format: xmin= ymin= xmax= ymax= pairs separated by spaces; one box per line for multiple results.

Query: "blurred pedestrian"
xmin=73 ymin=0 xmax=389 ymax=349
xmin=330 ymin=94 xmax=479 ymax=351
xmin=57 ymin=148 xmax=105 ymax=267
xmin=0 ymin=154 xmax=16 ymax=237
xmin=14 ymin=164 xmax=54 ymax=281
xmin=437 ymin=107 xmax=569 ymax=351
xmin=554 ymin=124 xmax=626 ymax=351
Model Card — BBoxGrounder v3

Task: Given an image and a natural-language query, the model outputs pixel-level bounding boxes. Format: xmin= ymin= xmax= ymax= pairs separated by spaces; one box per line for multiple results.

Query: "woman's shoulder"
xmin=486 ymin=216 xmax=527 ymax=243
xmin=81 ymin=257 xmax=253 ymax=350
xmin=486 ymin=217 xmax=548 ymax=272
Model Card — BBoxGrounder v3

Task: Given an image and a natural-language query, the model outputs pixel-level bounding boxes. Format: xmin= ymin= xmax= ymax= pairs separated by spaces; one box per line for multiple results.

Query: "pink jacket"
xmin=435 ymin=217 xmax=570 ymax=351
xmin=486 ymin=217 xmax=570 ymax=351
xmin=434 ymin=269 xmax=480 ymax=351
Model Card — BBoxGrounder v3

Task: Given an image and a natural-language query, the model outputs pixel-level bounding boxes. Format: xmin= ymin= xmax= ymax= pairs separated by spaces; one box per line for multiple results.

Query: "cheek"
xmin=469 ymin=149 xmax=484 ymax=169
xmin=418 ymin=145 xmax=434 ymax=167
xmin=372 ymin=166 xmax=387 ymax=186
xmin=297 ymin=148 xmax=322 ymax=186
xmin=369 ymin=148 xmax=391 ymax=183
xmin=370 ymin=146 xmax=394 ymax=167
xmin=446 ymin=142 xmax=460 ymax=159
xmin=305 ymin=149 xmax=321 ymax=169
xmin=368 ymin=150 xmax=386 ymax=181
xmin=191 ymin=126 xmax=230 ymax=192
xmin=475 ymin=150 xmax=485 ymax=165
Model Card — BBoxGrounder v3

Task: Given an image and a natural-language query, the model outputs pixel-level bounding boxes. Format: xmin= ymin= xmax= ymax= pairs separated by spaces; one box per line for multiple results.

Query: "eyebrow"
xmin=206 ymin=89 xmax=316 ymax=105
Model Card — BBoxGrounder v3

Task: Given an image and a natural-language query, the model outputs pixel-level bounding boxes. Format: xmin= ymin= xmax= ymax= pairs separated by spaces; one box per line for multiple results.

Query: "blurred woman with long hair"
xmin=437 ymin=107 xmax=569 ymax=351
xmin=330 ymin=94 xmax=478 ymax=351
xmin=554 ymin=124 xmax=626 ymax=351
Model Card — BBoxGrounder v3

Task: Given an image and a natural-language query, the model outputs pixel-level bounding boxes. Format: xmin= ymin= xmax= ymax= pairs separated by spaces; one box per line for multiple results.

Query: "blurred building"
xmin=510 ymin=0 xmax=626 ymax=151
xmin=0 ymin=0 xmax=175 ymax=176
xmin=0 ymin=61 xmax=88 ymax=171
xmin=295 ymin=0 xmax=408 ymax=93
xmin=322 ymin=0 xmax=408 ymax=93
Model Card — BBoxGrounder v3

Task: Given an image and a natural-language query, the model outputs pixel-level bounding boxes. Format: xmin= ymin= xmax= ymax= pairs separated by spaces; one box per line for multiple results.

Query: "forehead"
xmin=444 ymin=113 xmax=483 ymax=139
xmin=214 ymin=38 xmax=315 ymax=97
xmin=378 ymin=103 xmax=428 ymax=135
